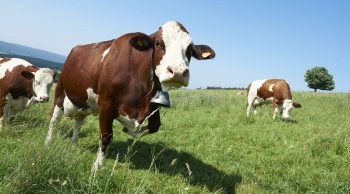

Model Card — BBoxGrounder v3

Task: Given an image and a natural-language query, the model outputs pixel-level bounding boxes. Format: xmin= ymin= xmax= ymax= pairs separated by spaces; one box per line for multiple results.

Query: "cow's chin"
xmin=161 ymin=80 xmax=188 ymax=90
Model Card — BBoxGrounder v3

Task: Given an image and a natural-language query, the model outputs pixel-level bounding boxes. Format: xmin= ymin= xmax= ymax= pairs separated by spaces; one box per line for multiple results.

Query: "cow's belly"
xmin=253 ymin=97 xmax=273 ymax=106
xmin=63 ymin=88 xmax=99 ymax=118
xmin=5 ymin=94 xmax=30 ymax=114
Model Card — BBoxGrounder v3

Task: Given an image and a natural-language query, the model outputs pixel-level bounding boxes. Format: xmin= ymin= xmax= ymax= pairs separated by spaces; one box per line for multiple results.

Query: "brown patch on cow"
xmin=257 ymin=79 xmax=292 ymax=105
xmin=0 ymin=58 xmax=11 ymax=64
xmin=0 ymin=64 xmax=39 ymax=118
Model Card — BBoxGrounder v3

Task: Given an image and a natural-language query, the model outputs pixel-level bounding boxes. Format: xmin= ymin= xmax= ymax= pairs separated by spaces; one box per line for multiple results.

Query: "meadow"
xmin=0 ymin=89 xmax=349 ymax=193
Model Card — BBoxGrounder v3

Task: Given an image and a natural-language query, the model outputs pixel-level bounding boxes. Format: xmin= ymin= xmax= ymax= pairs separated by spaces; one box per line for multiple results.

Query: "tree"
xmin=304 ymin=66 xmax=335 ymax=92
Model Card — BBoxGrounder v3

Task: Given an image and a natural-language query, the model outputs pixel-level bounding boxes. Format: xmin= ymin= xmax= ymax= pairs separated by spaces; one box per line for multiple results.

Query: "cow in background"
xmin=0 ymin=57 xmax=56 ymax=129
xmin=44 ymin=21 xmax=216 ymax=170
xmin=246 ymin=79 xmax=301 ymax=120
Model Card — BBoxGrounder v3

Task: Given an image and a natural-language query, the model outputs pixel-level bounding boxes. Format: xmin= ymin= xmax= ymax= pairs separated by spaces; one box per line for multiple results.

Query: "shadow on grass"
xmin=281 ymin=118 xmax=298 ymax=124
xmin=106 ymin=139 xmax=242 ymax=193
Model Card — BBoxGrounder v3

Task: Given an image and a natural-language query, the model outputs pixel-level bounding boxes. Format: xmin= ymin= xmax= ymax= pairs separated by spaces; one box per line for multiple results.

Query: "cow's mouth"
xmin=162 ymin=80 xmax=188 ymax=89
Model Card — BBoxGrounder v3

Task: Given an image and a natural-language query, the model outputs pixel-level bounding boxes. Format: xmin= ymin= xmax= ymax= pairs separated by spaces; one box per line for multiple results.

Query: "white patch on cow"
xmin=5 ymin=94 xmax=30 ymax=115
xmin=117 ymin=115 xmax=141 ymax=132
xmin=101 ymin=47 xmax=111 ymax=62
xmin=86 ymin=88 xmax=99 ymax=115
xmin=269 ymin=84 xmax=275 ymax=92
xmin=63 ymin=88 xmax=99 ymax=118
xmin=31 ymin=68 xmax=54 ymax=102
xmin=63 ymin=96 xmax=80 ymax=117
xmin=0 ymin=58 xmax=32 ymax=79
xmin=247 ymin=79 xmax=267 ymax=116
xmin=155 ymin=21 xmax=192 ymax=89
xmin=92 ymin=140 xmax=105 ymax=171
xmin=45 ymin=105 xmax=63 ymax=145
xmin=282 ymin=99 xmax=294 ymax=119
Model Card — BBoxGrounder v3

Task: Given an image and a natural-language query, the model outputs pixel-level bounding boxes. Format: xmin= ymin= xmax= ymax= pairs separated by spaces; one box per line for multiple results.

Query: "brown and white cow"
xmin=44 ymin=21 xmax=215 ymax=170
xmin=0 ymin=57 xmax=56 ymax=129
xmin=246 ymin=79 xmax=301 ymax=120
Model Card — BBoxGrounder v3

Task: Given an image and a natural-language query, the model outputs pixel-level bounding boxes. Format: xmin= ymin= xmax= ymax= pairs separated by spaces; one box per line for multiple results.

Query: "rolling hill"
xmin=0 ymin=40 xmax=65 ymax=70
xmin=0 ymin=40 xmax=66 ymax=63
xmin=0 ymin=53 xmax=63 ymax=70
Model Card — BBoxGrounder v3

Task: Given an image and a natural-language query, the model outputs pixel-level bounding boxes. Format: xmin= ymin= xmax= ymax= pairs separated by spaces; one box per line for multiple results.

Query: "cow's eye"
xmin=155 ymin=40 xmax=165 ymax=50
xmin=36 ymin=81 xmax=40 ymax=85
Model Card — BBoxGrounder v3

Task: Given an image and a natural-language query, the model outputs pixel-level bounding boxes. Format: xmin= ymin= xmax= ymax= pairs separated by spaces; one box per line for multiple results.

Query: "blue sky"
xmin=1 ymin=0 xmax=349 ymax=92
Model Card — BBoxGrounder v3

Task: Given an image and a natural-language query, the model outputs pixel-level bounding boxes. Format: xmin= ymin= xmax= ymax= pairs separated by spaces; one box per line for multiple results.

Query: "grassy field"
xmin=0 ymin=89 xmax=349 ymax=193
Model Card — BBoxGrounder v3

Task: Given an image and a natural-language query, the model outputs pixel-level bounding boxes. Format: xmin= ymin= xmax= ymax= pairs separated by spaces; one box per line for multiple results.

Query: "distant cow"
xmin=44 ymin=21 xmax=215 ymax=170
xmin=246 ymin=79 xmax=301 ymax=120
xmin=0 ymin=57 xmax=56 ymax=129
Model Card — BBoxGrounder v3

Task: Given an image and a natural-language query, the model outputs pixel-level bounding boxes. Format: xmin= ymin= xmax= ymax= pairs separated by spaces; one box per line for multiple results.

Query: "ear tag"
xmin=137 ymin=39 xmax=143 ymax=47
xmin=201 ymin=52 xmax=211 ymax=58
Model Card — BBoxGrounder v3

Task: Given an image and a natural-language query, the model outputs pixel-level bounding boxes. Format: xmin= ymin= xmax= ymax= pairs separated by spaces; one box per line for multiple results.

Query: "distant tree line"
xmin=204 ymin=86 xmax=246 ymax=90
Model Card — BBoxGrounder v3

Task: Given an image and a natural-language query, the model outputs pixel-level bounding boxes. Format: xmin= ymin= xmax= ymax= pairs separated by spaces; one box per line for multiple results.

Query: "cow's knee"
xmin=101 ymin=133 xmax=113 ymax=152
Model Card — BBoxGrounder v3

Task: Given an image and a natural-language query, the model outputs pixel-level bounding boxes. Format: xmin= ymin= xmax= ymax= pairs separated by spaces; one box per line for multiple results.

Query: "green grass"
xmin=0 ymin=89 xmax=349 ymax=193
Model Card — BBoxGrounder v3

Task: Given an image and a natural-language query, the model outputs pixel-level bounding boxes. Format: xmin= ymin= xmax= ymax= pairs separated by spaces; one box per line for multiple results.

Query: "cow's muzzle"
xmin=38 ymin=96 xmax=49 ymax=103
xmin=164 ymin=66 xmax=189 ymax=87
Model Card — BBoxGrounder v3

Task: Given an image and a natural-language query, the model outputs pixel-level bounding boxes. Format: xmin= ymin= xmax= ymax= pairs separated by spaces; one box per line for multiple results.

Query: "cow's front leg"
xmin=5 ymin=107 xmax=16 ymax=123
xmin=92 ymin=100 xmax=115 ymax=171
xmin=145 ymin=104 xmax=160 ymax=134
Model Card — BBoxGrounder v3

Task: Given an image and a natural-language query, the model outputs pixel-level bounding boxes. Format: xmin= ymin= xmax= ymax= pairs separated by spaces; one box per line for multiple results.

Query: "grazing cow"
xmin=0 ymin=57 xmax=56 ymax=129
xmin=246 ymin=79 xmax=301 ymax=120
xmin=44 ymin=21 xmax=215 ymax=170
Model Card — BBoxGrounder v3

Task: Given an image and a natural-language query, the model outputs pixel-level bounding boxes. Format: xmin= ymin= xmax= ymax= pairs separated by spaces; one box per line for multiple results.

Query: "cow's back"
xmin=0 ymin=58 xmax=32 ymax=80
xmin=259 ymin=79 xmax=292 ymax=102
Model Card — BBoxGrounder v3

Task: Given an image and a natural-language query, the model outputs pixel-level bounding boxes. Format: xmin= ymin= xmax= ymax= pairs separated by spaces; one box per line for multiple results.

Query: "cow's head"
xmin=129 ymin=21 xmax=215 ymax=89
xmin=282 ymin=99 xmax=302 ymax=120
xmin=21 ymin=68 xmax=57 ymax=102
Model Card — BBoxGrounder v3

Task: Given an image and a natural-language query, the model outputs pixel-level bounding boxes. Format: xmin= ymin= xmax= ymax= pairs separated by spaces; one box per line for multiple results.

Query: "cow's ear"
xmin=129 ymin=33 xmax=154 ymax=51
xmin=192 ymin=44 xmax=215 ymax=60
xmin=21 ymin=70 xmax=35 ymax=80
xmin=51 ymin=69 xmax=57 ymax=77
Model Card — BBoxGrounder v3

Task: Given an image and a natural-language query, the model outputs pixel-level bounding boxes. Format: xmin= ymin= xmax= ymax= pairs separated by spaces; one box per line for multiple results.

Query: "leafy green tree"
xmin=304 ymin=66 xmax=335 ymax=92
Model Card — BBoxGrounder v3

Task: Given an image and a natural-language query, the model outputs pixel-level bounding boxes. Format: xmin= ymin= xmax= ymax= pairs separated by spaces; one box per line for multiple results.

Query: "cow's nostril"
xmin=183 ymin=69 xmax=189 ymax=77
xmin=167 ymin=66 xmax=174 ymax=75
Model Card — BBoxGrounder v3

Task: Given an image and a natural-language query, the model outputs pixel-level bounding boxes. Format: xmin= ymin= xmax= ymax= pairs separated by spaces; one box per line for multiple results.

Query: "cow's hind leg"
xmin=71 ymin=116 xmax=85 ymax=144
xmin=45 ymin=105 xmax=63 ymax=145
